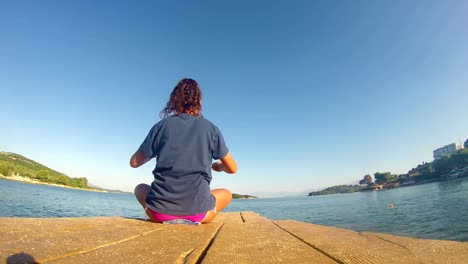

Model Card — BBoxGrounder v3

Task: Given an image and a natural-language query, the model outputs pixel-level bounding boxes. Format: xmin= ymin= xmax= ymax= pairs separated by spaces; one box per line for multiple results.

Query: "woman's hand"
xmin=211 ymin=161 xmax=224 ymax=172
xmin=211 ymin=153 xmax=237 ymax=174
xmin=130 ymin=150 xmax=150 ymax=168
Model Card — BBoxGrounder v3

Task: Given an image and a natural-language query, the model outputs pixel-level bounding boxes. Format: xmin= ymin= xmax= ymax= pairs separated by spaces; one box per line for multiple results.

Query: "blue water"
xmin=1 ymin=178 xmax=467 ymax=241
xmin=0 ymin=179 xmax=142 ymax=218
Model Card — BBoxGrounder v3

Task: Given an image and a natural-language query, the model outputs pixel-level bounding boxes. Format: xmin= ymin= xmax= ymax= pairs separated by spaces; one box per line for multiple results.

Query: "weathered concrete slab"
xmin=202 ymin=214 xmax=336 ymax=263
xmin=275 ymin=220 xmax=468 ymax=264
xmin=2 ymin=212 xmax=467 ymax=264
xmin=48 ymin=223 xmax=222 ymax=264
xmin=212 ymin=212 xmax=243 ymax=223
xmin=0 ymin=217 xmax=165 ymax=263
xmin=362 ymin=232 xmax=468 ymax=264
xmin=240 ymin=211 xmax=271 ymax=223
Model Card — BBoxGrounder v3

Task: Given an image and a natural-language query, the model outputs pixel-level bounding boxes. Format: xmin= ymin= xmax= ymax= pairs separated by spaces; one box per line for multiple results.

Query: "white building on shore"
xmin=433 ymin=143 xmax=461 ymax=160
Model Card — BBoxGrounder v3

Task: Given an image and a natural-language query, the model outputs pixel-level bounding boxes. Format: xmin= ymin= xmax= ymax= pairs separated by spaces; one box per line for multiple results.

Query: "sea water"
xmin=1 ymin=177 xmax=467 ymax=241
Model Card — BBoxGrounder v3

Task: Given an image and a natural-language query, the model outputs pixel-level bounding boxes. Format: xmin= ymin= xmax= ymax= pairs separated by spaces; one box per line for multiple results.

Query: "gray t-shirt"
xmin=139 ymin=113 xmax=229 ymax=215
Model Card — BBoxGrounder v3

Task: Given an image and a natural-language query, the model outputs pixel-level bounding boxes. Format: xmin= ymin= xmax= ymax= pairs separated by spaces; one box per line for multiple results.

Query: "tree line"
xmin=359 ymin=148 xmax=468 ymax=187
xmin=310 ymin=148 xmax=468 ymax=196
xmin=0 ymin=152 xmax=89 ymax=189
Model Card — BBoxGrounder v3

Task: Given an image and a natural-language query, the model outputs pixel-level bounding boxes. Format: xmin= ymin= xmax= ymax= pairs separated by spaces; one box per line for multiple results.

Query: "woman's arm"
xmin=130 ymin=150 xmax=150 ymax=168
xmin=211 ymin=152 xmax=237 ymax=174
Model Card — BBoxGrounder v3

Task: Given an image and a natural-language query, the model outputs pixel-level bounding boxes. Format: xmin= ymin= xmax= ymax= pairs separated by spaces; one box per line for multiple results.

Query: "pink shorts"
xmin=145 ymin=206 xmax=215 ymax=223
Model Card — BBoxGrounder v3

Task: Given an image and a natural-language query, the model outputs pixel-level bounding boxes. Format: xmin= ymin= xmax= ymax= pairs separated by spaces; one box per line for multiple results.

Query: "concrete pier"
xmin=1 ymin=212 xmax=467 ymax=263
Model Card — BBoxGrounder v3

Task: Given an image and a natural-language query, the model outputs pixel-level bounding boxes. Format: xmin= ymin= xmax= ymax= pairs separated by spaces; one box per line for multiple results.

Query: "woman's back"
xmin=151 ymin=114 xmax=227 ymax=178
xmin=141 ymin=113 xmax=228 ymax=215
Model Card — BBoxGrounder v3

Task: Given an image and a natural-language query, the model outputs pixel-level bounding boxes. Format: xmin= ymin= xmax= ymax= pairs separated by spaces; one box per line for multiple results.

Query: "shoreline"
xmin=309 ymin=177 xmax=464 ymax=197
xmin=0 ymin=175 xmax=113 ymax=193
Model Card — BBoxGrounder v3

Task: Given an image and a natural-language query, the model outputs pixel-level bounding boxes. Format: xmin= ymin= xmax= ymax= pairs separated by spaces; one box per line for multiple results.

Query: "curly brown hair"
xmin=160 ymin=78 xmax=202 ymax=119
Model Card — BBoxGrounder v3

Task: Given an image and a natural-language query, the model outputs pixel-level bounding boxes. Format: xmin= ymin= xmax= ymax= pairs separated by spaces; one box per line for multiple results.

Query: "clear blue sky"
xmin=1 ymin=0 xmax=467 ymax=197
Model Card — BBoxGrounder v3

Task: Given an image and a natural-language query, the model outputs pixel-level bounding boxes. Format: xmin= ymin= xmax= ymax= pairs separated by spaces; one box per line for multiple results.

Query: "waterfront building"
xmin=433 ymin=143 xmax=460 ymax=160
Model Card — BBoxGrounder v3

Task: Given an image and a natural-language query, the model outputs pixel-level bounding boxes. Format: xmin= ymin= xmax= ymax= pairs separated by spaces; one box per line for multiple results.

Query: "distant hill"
xmin=308 ymin=148 xmax=468 ymax=196
xmin=232 ymin=193 xmax=257 ymax=199
xmin=308 ymin=185 xmax=364 ymax=196
xmin=88 ymin=183 xmax=131 ymax=194
xmin=0 ymin=152 xmax=89 ymax=189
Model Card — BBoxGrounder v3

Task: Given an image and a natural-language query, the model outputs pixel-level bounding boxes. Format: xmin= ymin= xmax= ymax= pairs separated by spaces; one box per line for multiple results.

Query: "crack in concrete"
xmin=195 ymin=223 xmax=224 ymax=264
xmin=36 ymin=225 xmax=169 ymax=263
xmin=272 ymin=222 xmax=341 ymax=264
xmin=364 ymin=233 xmax=421 ymax=260
xmin=356 ymin=232 xmax=425 ymax=263
xmin=179 ymin=247 xmax=195 ymax=264
xmin=240 ymin=212 xmax=246 ymax=223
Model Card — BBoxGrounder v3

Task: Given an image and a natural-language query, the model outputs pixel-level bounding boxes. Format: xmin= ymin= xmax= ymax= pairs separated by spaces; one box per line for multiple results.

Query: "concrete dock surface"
xmin=1 ymin=212 xmax=467 ymax=263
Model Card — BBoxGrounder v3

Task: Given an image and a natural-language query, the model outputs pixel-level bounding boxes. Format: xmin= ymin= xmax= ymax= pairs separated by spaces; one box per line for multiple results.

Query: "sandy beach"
xmin=0 ymin=175 xmax=110 ymax=193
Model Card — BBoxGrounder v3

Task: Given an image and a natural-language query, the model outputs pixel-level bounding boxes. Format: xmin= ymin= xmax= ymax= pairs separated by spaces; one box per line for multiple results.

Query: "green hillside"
xmin=308 ymin=148 xmax=468 ymax=196
xmin=0 ymin=152 xmax=88 ymax=188
xmin=308 ymin=185 xmax=364 ymax=196
xmin=232 ymin=193 xmax=257 ymax=199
